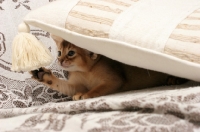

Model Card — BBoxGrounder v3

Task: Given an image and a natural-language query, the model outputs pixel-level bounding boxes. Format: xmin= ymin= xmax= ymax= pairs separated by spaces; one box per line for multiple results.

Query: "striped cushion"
xmin=66 ymin=0 xmax=200 ymax=63
xmin=24 ymin=0 xmax=200 ymax=81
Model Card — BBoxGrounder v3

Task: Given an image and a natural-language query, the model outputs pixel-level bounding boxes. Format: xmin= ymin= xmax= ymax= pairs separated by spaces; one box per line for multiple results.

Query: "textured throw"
xmin=1 ymin=81 xmax=200 ymax=131
xmin=0 ymin=0 xmax=200 ymax=132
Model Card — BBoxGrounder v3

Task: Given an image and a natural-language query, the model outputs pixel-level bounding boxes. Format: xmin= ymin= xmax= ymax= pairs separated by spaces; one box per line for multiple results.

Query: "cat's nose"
xmin=61 ymin=60 xmax=71 ymax=67
xmin=58 ymin=58 xmax=64 ymax=66
xmin=60 ymin=60 xmax=65 ymax=66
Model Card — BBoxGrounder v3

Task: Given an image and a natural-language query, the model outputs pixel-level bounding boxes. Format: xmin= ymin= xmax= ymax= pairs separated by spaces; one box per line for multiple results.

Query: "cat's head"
xmin=51 ymin=35 xmax=99 ymax=72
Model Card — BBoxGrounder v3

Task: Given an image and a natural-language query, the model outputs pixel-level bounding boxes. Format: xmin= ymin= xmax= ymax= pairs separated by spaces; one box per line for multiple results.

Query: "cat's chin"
xmin=63 ymin=65 xmax=73 ymax=69
xmin=59 ymin=65 xmax=79 ymax=72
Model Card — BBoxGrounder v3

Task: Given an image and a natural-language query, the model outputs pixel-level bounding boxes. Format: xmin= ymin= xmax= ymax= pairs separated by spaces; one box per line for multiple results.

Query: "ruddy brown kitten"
xmin=30 ymin=35 xmax=187 ymax=101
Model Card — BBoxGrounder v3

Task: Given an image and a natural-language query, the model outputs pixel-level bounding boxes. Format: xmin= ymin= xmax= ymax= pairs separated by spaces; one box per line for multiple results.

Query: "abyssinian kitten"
xmin=30 ymin=35 xmax=187 ymax=101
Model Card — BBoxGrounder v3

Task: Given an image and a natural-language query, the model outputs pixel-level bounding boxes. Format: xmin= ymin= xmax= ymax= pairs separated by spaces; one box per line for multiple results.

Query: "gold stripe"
xmin=77 ymin=2 xmax=122 ymax=14
xmin=65 ymin=23 xmax=109 ymax=38
xmin=101 ymin=0 xmax=131 ymax=7
xmin=194 ymin=10 xmax=200 ymax=13
xmin=177 ymin=24 xmax=200 ymax=30
xmin=186 ymin=16 xmax=200 ymax=20
xmin=164 ymin=47 xmax=200 ymax=63
xmin=131 ymin=0 xmax=139 ymax=2
xmin=69 ymin=11 xmax=113 ymax=25
xmin=170 ymin=34 xmax=200 ymax=44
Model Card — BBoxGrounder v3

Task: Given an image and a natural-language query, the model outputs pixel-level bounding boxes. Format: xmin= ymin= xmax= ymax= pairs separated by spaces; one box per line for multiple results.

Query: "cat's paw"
xmin=72 ymin=93 xmax=84 ymax=101
xmin=72 ymin=92 xmax=99 ymax=101
xmin=30 ymin=67 xmax=52 ymax=83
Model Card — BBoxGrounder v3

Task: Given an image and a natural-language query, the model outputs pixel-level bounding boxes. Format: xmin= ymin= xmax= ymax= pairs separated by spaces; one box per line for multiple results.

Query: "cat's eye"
xmin=58 ymin=51 xmax=61 ymax=57
xmin=68 ymin=50 xmax=75 ymax=56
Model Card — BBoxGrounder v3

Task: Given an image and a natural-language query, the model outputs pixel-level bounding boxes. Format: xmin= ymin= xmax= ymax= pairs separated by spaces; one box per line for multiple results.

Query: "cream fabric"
xmin=25 ymin=0 xmax=79 ymax=28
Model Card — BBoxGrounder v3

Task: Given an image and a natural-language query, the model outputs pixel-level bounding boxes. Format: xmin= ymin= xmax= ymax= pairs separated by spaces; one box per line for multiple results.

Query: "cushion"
xmin=23 ymin=0 xmax=200 ymax=81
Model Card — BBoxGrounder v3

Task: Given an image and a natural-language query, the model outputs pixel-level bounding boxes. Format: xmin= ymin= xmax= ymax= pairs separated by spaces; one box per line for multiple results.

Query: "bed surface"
xmin=1 ymin=81 xmax=200 ymax=132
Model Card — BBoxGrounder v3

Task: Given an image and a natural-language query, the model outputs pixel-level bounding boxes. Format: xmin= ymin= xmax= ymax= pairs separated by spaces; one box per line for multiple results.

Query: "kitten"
xmin=30 ymin=35 xmax=187 ymax=101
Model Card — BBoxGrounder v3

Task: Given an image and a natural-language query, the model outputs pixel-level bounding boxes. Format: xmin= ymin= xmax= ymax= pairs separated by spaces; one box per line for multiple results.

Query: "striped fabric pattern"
xmin=65 ymin=0 xmax=200 ymax=64
xmin=65 ymin=0 xmax=137 ymax=38
xmin=164 ymin=8 xmax=200 ymax=63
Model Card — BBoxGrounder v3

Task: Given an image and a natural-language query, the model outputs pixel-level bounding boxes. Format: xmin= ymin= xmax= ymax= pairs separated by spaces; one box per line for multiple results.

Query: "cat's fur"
xmin=30 ymin=35 xmax=187 ymax=101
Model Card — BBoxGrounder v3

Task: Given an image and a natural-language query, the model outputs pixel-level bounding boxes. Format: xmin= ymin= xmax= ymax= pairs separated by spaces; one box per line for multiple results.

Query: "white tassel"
xmin=11 ymin=22 xmax=53 ymax=72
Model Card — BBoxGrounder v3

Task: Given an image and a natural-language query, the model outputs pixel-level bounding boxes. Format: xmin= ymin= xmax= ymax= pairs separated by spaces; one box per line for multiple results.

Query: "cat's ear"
xmin=51 ymin=34 xmax=64 ymax=46
xmin=90 ymin=52 xmax=98 ymax=60
xmin=85 ymin=50 xmax=98 ymax=60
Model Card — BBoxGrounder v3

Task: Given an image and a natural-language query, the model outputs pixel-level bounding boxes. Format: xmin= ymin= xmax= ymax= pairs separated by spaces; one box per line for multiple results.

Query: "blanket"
xmin=1 ymin=81 xmax=200 ymax=131
xmin=1 ymin=0 xmax=200 ymax=132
